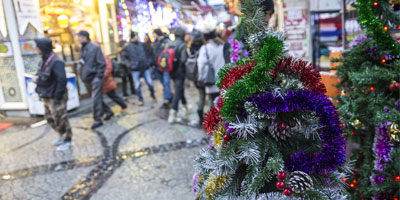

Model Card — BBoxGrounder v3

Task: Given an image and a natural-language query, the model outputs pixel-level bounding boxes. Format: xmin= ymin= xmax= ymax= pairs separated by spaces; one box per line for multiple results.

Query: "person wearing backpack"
xmin=153 ymin=29 xmax=172 ymax=107
xmin=197 ymin=29 xmax=225 ymax=110
xmin=185 ymin=29 xmax=205 ymax=127
xmin=167 ymin=28 xmax=189 ymax=123
xmin=122 ymin=31 xmax=156 ymax=106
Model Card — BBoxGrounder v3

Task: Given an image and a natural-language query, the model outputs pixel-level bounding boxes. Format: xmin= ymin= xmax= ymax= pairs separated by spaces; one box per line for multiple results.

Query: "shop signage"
xmin=20 ymin=40 xmax=36 ymax=55
xmin=13 ymin=0 xmax=43 ymax=35
xmin=43 ymin=7 xmax=72 ymax=16
xmin=0 ymin=0 xmax=7 ymax=37
xmin=310 ymin=0 xmax=341 ymax=12
xmin=0 ymin=42 xmax=13 ymax=57
xmin=283 ymin=7 xmax=309 ymax=59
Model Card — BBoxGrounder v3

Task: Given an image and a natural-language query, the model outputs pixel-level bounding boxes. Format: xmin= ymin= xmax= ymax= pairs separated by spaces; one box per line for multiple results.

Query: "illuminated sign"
xmin=43 ymin=7 xmax=72 ymax=16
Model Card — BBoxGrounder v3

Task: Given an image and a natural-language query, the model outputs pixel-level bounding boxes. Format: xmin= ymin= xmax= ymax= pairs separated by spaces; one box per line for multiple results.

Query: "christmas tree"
xmin=193 ymin=0 xmax=349 ymax=199
xmin=333 ymin=0 xmax=400 ymax=199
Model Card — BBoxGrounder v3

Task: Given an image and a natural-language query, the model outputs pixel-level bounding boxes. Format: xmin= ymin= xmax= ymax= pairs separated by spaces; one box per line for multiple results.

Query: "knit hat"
xmin=174 ymin=28 xmax=186 ymax=40
xmin=191 ymin=29 xmax=204 ymax=42
xmin=154 ymin=29 xmax=163 ymax=36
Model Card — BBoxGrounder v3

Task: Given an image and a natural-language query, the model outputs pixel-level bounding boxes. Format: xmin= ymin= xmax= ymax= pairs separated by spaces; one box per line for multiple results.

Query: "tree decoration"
xmin=277 ymin=171 xmax=287 ymax=180
xmin=203 ymin=107 xmax=222 ymax=135
xmin=194 ymin=0 xmax=348 ymax=198
xmin=389 ymin=122 xmax=399 ymax=142
xmin=248 ymin=89 xmax=346 ymax=174
xmin=389 ymin=81 xmax=400 ymax=92
xmin=332 ymin=0 xmax=400 ymax=199
xmin=283 ymin=188 xmax=293 ymax=196
xmin=288 ymin=171 xmax=314 ymax=193
xmin=276 ymin=180 xmax=286 ymax=190
xmin=204 ymin=174 xmax=230 ymax=199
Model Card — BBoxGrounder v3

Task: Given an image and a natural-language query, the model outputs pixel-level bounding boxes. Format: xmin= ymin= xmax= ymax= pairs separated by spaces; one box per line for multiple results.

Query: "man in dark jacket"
xmin=168 ymin=28 xmax=189 ymax=123
xmin=152 ymin=29 xmax=172 ymax=107
xmin=77 ymin=30 xmax=113 ymax=129
xmin=122 ymin=31 xmax=155 ymax=106
xmin=34 ymin=38 xmax=72 ymax=151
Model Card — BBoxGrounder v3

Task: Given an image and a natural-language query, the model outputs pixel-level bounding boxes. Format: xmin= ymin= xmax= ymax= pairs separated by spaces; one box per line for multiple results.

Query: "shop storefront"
xmin=0 ymin=0 xmax=118 ymax=117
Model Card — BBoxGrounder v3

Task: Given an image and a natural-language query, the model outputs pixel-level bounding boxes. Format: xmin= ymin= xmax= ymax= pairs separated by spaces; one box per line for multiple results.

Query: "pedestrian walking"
xmin=122 ymin=32 xmax=156 ymax=106
xmin=185 ymin=29 xmax=205 ymax=127
xmin=167 ymin=28 xmax=189 ymax=123
xmin=197 ymin=29 xmax=225 ymax=108
xmin=103 ymin=52 xmax=128 ymax=113
xmin=77 ymin=30 xmax=113 ymax=129
xmin=118 ymin=42 xmax=136 ymax=97
xmin=152 ymin=28 xmax=172 ymax=107
xmin=33 ymin=38 xmax=72 ymax=151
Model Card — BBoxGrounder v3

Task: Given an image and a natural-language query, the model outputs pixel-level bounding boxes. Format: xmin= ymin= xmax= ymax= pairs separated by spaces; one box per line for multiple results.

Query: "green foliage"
xmin=333 ymin=0 xmax=400 ymax=199
xmin=220 ymin=36 xmax=284 ymax=120
xmin=240 ymin=0 xmax=267 ymax=37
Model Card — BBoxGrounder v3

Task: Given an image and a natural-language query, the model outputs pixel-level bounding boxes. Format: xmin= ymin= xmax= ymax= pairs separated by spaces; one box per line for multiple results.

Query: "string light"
xmin=370 ymin=87 xmax=375 ymax=91
xmin=373 ymin=2 xmax=378 ymax=6
xmin=352 ymin=180 xmax=357 ymax=184
xmin=383 ymin=26 xmax=388 ymax=31
xmin=395 ymin=176 xmax=400 ymax=181
xmin=350 ymin=183 xmax=355 ymax=188
xmin=382 ymin=58 xmax=386 ymax=63
xmin=351 ymin=132 xmax=354 ymax=135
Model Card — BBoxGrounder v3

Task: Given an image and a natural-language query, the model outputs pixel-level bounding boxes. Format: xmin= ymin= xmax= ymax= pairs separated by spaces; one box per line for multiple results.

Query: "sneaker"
xmin=104 ymin=112 xmax=114 ymax=121
xmin=152 ymin=97 xmax=157 ymax=104
xmin=168 ymin=109 xmax=177 ymax=124
xmin=56 ymin=141 xmax=72 ymax=151
xmin=138 ymin=101 xmax=144 ymax=106
xmin=183 ymin=105 xmax=190 ymax=121
xmin=91 ymin=121 xmax=103 ymax=129
xmin=53 ymin=137 xmax=64 ymax=146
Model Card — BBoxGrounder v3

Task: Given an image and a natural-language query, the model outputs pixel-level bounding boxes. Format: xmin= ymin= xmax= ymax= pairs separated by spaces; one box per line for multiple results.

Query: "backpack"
xmin=111 ymin=58 xmax=119 ymax=77
xmin=197 ymin=47 xmax=216 ymax=87
xmin=185 ymin=51 xmax=199 ymax=81
xmin=157 ymin=46 xmax=176 ymax=72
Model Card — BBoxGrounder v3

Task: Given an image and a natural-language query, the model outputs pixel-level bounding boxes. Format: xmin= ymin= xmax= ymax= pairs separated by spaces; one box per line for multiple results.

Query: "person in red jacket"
xmin=103 ymin=54 xmax=127 ymax=116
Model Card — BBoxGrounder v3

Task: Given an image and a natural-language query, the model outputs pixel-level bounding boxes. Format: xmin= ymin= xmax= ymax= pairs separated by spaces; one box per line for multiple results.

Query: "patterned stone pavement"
xmin=0 ymin=82 xmax=209 ymax=200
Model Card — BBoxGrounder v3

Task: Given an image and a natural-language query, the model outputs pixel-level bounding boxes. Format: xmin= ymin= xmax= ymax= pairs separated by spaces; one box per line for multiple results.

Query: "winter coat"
xmin=197 ymin=40 xmax=225 ymax=94
xmin=152 ymin=36 xmax=170 ymax=65
xmin=121 ymin=42 xmax=152 ymax=72
xmin=79 ymin=42 xmax=106 ymax=83
xmin=103 ymin=55 xmax=117 ymax=93
xmin=168 ymin=38 xmax=188 ymax=80
xmin=36 ymin=52 xmax=67 ymax=100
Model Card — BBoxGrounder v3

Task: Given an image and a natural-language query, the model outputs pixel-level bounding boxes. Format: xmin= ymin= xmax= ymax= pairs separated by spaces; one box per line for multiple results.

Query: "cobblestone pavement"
xmin=0 ymin=81 xmax=210 ymax=200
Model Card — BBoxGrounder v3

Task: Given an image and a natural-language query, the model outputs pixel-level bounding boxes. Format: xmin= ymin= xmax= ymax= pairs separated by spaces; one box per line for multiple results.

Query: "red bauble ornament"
xmin=269 ymin=71 xmax=277 ymax=79
xmin=277 ymin=171 xmax=287 ymax=180
xmin=389 ymin=82 xmax=400 ymax=92
xmin=283 ymin=188 xmax=293 ymax=196
xmin=223 ymin=134 xmax=231 ymax=141
xmin=276 ymin=181 xmax=285 ymax=190
xmin=278 ymin=122 xmax=287 ymax=131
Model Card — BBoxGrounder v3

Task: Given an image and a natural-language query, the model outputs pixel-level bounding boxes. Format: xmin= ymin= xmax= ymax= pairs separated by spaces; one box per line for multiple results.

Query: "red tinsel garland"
xmin=275 ymin=57 xmax=327 ymax=94
xmin=203 ymin=107 xmax=222 ymax=135
xmin=220 ymin=60 xmax=257 ymax=90
xmin=216 ymin=97 xmax=224 ymax=111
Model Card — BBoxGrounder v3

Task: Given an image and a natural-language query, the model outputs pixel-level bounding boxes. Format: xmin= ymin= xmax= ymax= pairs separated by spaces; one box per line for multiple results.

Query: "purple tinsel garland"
xmin=246 ymin=89 xmax=346 ymax=174
xmin=371 ymin=122 xmax=393 ymax=185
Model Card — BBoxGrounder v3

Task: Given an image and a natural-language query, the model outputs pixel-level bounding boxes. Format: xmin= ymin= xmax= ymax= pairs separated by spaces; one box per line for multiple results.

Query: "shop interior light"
xmin=105 ymin=0 xmax=114 ymax=4
xmin=57 ymin=15 xmax=69 ymax=28
xmin=73 ymin=0 xmax=80 ymax=4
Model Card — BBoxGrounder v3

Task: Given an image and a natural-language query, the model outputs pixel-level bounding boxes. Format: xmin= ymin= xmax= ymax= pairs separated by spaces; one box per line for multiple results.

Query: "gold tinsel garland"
xmin=204 ymin=174 xmax=230 ymax=199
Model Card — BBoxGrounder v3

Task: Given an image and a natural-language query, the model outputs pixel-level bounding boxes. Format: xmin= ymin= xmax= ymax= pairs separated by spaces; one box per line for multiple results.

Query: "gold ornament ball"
xmin=389 ymin=123 xmax=400 ymax=142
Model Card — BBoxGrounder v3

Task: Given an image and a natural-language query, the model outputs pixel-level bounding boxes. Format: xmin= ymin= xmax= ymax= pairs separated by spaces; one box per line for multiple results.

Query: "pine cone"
xmin=288 ymin=171 xmax=313 ymax=193
xmin=268 ymin=122 xmax=292 ymax=141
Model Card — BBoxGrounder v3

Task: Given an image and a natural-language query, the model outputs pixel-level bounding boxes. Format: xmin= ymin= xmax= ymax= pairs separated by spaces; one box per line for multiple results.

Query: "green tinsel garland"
xmin=220 ymin=36 xmax=284 ymax=120
xmin=356 ymin=0 xmax=400 ymax=54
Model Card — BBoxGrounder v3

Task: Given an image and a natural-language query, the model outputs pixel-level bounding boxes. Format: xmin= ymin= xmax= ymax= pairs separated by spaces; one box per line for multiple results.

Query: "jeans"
xmin=106 ymin=89 xmax=127 ymax=109
xmin=87 ymin=77 xmax=113 ymax=122
xmin=171 ymin=78 xmax=187 ymax=111
xmin=154 ymin=70 xmax=172 ymax=101
xmin=132 ymin=69 xmax=155 ymax=101
xmin=197 ymin=87 xmax=218 ymax=121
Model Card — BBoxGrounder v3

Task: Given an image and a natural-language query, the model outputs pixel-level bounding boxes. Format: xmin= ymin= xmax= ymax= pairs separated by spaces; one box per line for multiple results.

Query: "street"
xmin=0 ymin=82 xmax=207 ymax=200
